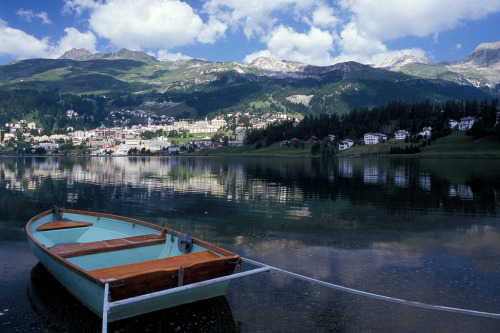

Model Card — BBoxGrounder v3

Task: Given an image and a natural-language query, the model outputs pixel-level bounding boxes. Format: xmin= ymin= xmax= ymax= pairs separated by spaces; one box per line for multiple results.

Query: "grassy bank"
xmin=192 ymin=142 xmax=313 ymax=157
xmin=193 ymin=131 xmax=500 ymax=158
xmin=334 ymin=131 xmax=500 ymax=158
xmin=418 ymin=131 xmax=500 ymax=157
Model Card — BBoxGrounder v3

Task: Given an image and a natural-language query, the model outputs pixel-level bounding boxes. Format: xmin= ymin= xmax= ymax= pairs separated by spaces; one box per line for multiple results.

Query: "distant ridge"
xmin=452 ymin=41 xmax=500 ymax=66
xmin=59 ymin=48 xmax=158 ymax=62
xmin=376 ymin=41 xmax=500 ymax=91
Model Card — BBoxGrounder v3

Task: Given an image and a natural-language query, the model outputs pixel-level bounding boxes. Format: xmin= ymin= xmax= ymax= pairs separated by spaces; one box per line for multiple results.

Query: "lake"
xmin=1 ymin=156 xmax=499 ymax=332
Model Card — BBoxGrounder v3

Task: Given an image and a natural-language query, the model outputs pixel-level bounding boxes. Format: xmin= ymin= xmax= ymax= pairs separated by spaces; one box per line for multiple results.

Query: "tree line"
xmin=245 ymin=98 xmax=500 ymax=146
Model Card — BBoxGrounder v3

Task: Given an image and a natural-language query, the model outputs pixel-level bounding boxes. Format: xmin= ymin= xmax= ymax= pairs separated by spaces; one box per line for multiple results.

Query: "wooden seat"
xmin=49 ymin=232 xmax=166 ymax=258
xmin=89 ymin=250 xmax=219 ymax=280
xmin=89 ymin=250 xmax=238 ymax=301
xmin=37 ymin=220 xmax=93 ymax=231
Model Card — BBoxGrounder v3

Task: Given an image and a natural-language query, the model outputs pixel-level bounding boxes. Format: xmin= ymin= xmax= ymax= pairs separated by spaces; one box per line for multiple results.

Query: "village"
xmin=0 ymin=105 xmax=483 ymax=156
xmin=0 ymin=105 xmax=290 ymax=155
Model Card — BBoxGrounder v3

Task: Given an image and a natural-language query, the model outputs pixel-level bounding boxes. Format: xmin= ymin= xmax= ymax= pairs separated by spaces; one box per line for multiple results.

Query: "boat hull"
xmin=26 ymin=208 xmax=239 ymax=322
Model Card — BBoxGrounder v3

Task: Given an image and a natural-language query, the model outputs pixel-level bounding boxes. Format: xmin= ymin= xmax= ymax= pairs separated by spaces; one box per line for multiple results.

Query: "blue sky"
xmin=1 ymin=0 xmax=500 ymax=66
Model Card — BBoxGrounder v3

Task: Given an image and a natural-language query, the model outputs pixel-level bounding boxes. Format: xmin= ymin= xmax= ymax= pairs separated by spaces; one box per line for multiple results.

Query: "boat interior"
xmin=31 ymin=211 xmax=237 ymax=284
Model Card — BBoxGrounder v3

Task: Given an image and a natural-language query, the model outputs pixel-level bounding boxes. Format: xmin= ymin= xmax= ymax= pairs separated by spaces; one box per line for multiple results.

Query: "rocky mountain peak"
xmin=459 ymin=41 xmax=500 ymax=66
xmin=375 ymin=55 xmax=435 ymax=70
xmin=106 ymin=48 xmax=158 ymax=62
xmin=59 ymin=48 xmax=95 ymax=61
xmin=249 ymin=57 xmax=306 ymax=73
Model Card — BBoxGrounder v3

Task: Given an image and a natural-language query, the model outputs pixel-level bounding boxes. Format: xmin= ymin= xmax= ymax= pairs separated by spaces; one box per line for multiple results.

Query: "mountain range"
xmin=0 ymin=42 xmax=498 ymax=117
xmin=375 ymin=42 xmax=500 ymax=91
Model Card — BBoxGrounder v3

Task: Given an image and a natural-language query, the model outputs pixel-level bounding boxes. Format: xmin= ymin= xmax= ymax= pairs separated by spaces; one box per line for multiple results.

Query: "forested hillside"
xmin=0 ymin=51 xmax=497 ymax=135
xmin=246 ymin=98 xmax=500 ymax=146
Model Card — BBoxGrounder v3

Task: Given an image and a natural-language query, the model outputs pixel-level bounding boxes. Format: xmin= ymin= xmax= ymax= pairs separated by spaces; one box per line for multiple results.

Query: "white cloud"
xmin=339 ymin=0 xmax=500 ymax=41
xmin=203 ymin=0 xmax=319 ymax=39
xmin=16 ymin=9 xmax=52 ymax=24
xmin=55 ymin=28 xmax=97 ymax=55
xmin=0 ymin=20 xmax=96 ymax=60
xmin=0 ymin=20 xmax=52 ymax=60
xmin=244 ymin=50 xmax=274 ymax=63
xmin=333 ymin=22 xmax=426 ymax=65
xmin=87 ymin=0 xmax=226 ymax=50
xmin=310 ymin=4 xmax=339 ymax=28
xmin=63 ymin=0 xmax=102 ymax=15
xmin=197 ymin=17 xmax=227 ymax=44
xmin=156 ymin=50 xmax=192 ymax=62
xmin=333 ymin=22 xmax=388 ymax=64
xmin=456 ymin=43 xmax=462 ymax=50
xmin=245 ymin=25 xmax=336 ymax=65
xmin=328 ymin=0 xmax=500 ymax=65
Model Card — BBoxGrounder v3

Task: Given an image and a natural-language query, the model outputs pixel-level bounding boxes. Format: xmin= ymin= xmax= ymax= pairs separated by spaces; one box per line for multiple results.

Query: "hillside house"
xmin=394 ymin=130 xmax=410 ymax=140
xmin=459 ymin=117 xmax=476 ymax=130
xmin=37 ymin=142 xmax=60 ymax=151
xmin=197 ymin=137 xmax=212 ymax=147
xmin=364 ymin=133 xmax=387 ymax=145
xmin=419 ymin=127 xmax=432 ymax=138
xmin=228 ymin=140 xmax=244 ymax=147
xmin=449 ymin=119 xmax=458 ymax=128
xmin=211 ymin=117 xmax=227 ymax=128
xmin=235 ymin=129 xmax=246 ymax=141
xmin=167 ymin=145 xmax=180 ymax=153
xmin=66 ymin=109 xmax=78 ymax=118
xmin=339 ymin=139 xmax=354 ymax=150
xmin=324 ymin=134 xmax=336 ymax=142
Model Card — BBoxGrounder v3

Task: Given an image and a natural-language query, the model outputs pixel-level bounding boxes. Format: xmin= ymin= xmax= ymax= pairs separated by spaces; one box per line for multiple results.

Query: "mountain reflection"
xmin=1 ymin=156 xmax=499 ymax=240
xmin=2 ymin=156 xmax=499 ymax=332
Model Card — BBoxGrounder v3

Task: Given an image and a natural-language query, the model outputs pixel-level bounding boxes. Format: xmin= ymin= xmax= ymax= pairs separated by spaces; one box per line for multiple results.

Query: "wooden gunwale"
xmin=26 ymin=208 xmax=239 ymax=287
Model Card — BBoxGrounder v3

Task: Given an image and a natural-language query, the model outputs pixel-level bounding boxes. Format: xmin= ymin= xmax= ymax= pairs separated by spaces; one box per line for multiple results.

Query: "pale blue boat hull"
xmin=26 ymin=209 xmax=238 ymax=322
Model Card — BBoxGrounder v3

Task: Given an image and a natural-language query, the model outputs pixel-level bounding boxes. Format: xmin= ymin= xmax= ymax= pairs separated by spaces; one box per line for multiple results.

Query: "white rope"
xmin=241 ymin=257 xmax=500 ymax=319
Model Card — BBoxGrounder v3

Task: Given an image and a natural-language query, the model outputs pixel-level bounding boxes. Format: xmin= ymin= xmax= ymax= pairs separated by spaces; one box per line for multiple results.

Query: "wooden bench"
xmin=88 ymin=250 xmax=239 ymax=301
xmin=89 ymin=250 xmax=219 ymax=280
xmin=37 ymin=220 xmax=93 ymax=231
xmin=49 ymin=232 xmax=167 ymax=258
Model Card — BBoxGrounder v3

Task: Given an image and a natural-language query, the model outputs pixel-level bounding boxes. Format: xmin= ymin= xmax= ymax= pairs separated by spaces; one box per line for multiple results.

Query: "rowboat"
xmin=26 ymin=207 xmax=242 ymax=330
xmin=27 ymin=207 xmax=500 ymax=331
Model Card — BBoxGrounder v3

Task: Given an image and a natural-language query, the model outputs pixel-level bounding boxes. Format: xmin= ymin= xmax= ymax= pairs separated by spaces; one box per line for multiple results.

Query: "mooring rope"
xmin=241 ymin=257 xmax=500 ymax=319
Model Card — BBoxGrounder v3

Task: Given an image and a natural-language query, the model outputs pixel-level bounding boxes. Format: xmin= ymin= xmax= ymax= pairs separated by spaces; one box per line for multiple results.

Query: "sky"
xmin=1 ymin=0 xmax=500 ymax=66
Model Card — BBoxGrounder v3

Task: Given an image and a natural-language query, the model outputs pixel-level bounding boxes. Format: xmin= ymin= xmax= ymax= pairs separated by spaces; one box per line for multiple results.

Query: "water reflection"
xmin=1 ymin=157 xmax=499 ymax=236
xmin=1 ymin=156 xmax=499 ymax=332
xmin=28 ymin=263 xmax=238 ymax=332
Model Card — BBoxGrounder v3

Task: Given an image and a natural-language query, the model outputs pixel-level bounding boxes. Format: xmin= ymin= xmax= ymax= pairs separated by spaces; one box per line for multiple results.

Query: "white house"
xmin=449 ymin=119 xmax=458 ymax=128
xmin=147 ymin=139 xmax=170 ymax=152
xmin=3 ymin=133 xmax=16 ymax=142
xmin=339 ymin=139 xmax=354 ymax=150
xmin=196 ymin=137 xmax=212 ymax=147
xmin=459 ymin=117 xmax=476 ymax=131
xmin=364 ymin=133 xmax=387 ymax=145
xmin=325 ymin=134 xmax=336 ymax=142
xmin=235 ymin=129 xmax=246 ymax=141
xmin=167 ymin=145 xmax=180 ymax=153
xmin=419 ymin=127 xmax=432 ymax=138
xmin=37 ymin=142 xmax=61 ymax=150
xmin=394 ymin=130 xmax=410 ymax=140
xmin=228 ymin=140 xmax=244 ymax=147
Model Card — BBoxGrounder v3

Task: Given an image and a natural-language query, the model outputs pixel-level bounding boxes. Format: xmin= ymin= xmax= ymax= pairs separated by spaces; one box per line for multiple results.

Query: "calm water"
xmin=0 ymin=156 xmax=499 ymax=332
